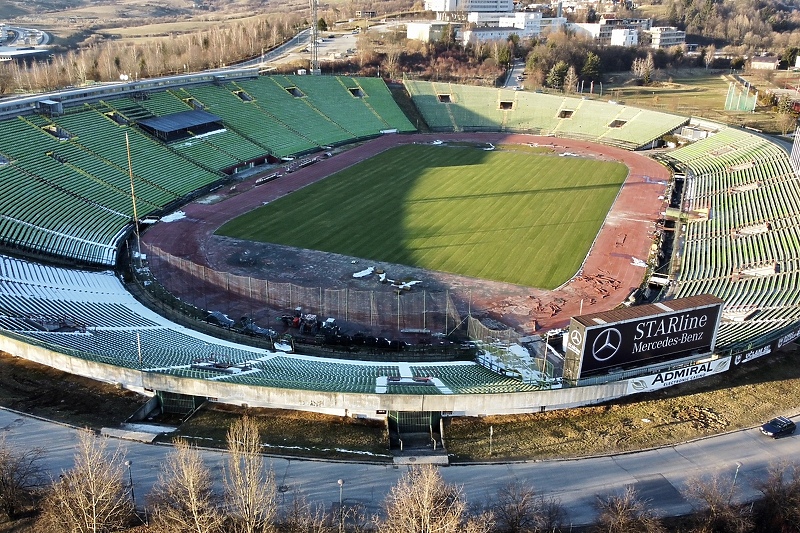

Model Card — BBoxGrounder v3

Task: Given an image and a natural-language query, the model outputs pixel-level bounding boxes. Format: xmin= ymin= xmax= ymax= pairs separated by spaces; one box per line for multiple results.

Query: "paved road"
xmin=3 ymin=407 xmax=795 ymax=525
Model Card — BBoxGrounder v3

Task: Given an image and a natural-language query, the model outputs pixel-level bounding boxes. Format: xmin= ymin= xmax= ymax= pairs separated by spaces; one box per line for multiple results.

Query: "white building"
xmin=461 ymin=27 xmax=519 ymax=44
xmin=407 ymin=21 xmax=457 ymax=42
xmin=425 ymin=0 xmax=514 ymax=14
xmin=644 ymin=26 xmax=686 ymax=49
xmin=750 ymin=55 xmax=780 ymax=70
xmin=539 ymin=16 xmax=567 ymax=35
xmin=570 ymin=17 xmax=651 ymax=45
xmin=459 ymin=16 xmax=565 ymax=43
xmin=498 ymin=12 xmax=543 ymax=33
xmin=610 ymin=28 xmax=638 ymax=47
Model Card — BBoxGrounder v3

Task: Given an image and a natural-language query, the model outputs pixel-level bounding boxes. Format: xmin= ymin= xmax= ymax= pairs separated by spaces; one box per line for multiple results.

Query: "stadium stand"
xmin=404 ymin=80 xmax=688 ymax=149
xmin=3 ymin=70 xmax=800 ymax=406
xmin=0 ymin=75 xmax=416 ymax=265
xmin=664 ymin=125 xmax=800 ymax=351
xmin=0 ymin=254 xmax=540 ymax=395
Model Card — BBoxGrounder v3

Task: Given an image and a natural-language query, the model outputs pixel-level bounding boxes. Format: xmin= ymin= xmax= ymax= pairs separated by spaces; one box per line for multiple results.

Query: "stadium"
xmin=0 ymin=67 xmax=797 ymax=456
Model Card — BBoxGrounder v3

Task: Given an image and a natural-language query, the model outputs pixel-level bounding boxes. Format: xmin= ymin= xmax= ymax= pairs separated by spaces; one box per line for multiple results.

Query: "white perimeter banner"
xmin=626 ymin=357 xmax=731 ymax=394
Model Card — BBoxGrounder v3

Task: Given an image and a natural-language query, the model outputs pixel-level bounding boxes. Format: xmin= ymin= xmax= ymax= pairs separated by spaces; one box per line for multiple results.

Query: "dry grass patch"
xmin=445 ymin=349 xmax=800 ymax=462
xmin=169 ymin=404 xmax=391 ymax=461
xmin=0 ymin=351 xmax=145 ymax=429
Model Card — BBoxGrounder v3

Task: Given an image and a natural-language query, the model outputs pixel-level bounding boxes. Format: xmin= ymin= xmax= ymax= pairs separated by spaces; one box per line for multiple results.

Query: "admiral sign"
xmin=625 ymin=357 xmax=731 ymax=394
xmin=564 ymin=298 xmax=723 ymax=380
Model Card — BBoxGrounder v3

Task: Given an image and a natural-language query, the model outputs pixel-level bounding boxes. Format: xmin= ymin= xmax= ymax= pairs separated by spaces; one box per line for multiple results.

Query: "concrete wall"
xmin=0 ymin=332 xmax=632 ymax=419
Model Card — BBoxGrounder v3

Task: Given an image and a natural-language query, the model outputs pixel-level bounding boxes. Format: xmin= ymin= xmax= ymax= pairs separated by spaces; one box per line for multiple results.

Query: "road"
xmin=236 ymin=28 xmax=359 ymax=69
xmin=1 ymin=26 xmax=50 ymax=47
xmin=3 ymin=407 xmax=794 ymax=525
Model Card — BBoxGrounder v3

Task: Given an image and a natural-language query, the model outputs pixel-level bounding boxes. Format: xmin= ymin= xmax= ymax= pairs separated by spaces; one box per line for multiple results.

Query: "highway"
xmin=2 ymin=406 xmax=795 ymax=525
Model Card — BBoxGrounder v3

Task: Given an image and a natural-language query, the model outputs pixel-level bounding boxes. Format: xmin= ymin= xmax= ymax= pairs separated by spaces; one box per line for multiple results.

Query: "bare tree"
xmin=225 ymin=416 xmax=277 ymax=533
xmin=489 ymin=480 xmax=565 ymax=533
xmin=149 ymin=438 xmax=223 ymax=533
xmin=683 ymin=473 xmax=752 ymax=533
xmin=382 ymin=41 xmax=404 ymax=80
xmin=753 ymin=461 xmax=800 ymax=532
xmin=632 ymin=53 xmax=655 ymax=85
xmin=280 ymin=489 xmax=331 ymax=533
xmin=704 ymin=44 xmax=716 ymax=69
xmin=563 ymin=66 xmax=579 ymax=94
xmin=377 ymin=464 xmax=490 ymax=533
xmin=0 ymin=438 xmax=45 ymax=519
xmin=593 ymin=486 xmax=665 ymax=533
xmin=37 ymin=429 xmax=133 ymax=533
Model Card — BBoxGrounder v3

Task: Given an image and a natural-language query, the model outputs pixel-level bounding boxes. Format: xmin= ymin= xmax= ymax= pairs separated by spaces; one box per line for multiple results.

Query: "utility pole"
xmin=337 ymin=478 xmax=344 ymax=533
xmin=310 ymin=0 xmax=320 ymax=74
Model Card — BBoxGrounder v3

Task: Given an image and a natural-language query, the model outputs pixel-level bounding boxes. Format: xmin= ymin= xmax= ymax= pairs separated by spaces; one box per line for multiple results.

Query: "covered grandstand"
xmin=0 ymin=71 xmax=796 ymax=421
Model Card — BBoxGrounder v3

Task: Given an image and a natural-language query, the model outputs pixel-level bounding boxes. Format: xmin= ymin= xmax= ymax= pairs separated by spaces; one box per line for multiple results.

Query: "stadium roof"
xmin=138 ymin=109 xmax=222 ymax=134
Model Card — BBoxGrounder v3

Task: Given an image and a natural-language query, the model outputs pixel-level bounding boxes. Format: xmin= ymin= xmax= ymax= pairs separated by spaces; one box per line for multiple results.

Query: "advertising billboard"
xmin=563 ymin=295 xmax=723 ymax=381
xmin=625 ymin=357 xmax=730 ymax=394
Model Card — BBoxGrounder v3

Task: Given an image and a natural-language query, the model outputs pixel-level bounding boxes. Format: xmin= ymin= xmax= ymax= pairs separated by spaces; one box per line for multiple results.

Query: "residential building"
xmin=751 ymin=55 xmax=780 ymax=70
xmin=570 ymin=17 xmax=651 ymax=45
xmin=407 ymin=22 xmax=458 ymax=42
xmin=644 ymin=26 xmax=686 ymax=49
xmin=426 ymin=0 xmax=514 ymax=16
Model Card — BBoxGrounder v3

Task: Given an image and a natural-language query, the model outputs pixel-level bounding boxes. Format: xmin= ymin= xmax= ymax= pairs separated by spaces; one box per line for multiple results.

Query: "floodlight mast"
xmin=125 ymin=133 xmax=142 ymax=268
xmin=310 ymin=0 xmax=320 ymax=74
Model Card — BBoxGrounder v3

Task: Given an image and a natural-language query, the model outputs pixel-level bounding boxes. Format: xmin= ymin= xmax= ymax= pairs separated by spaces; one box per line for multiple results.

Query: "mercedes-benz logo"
xmin=592 ymin=328 xmax=621 ymax=362
xmin=569 ymin=329 xmax=582 ymax=346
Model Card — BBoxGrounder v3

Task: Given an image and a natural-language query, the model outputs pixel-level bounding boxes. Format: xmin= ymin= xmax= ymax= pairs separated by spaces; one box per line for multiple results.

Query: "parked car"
xmin=760 ymin=416 xmax=796 ymax=438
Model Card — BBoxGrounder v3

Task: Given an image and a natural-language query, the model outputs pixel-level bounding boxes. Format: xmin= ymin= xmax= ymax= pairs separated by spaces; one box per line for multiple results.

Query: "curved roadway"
xmin=4 ymin=406 xmax=793 ymax=525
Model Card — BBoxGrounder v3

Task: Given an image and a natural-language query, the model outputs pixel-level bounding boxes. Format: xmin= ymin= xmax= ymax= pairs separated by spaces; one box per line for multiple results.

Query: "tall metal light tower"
xmin=310 ymin=0 xmax=320 ymax=74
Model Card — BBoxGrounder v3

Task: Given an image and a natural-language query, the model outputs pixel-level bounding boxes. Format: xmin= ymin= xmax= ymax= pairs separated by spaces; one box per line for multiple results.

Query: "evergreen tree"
xmin=546 ymin=60 xmax=568 ymax=89
xmin=582 ymin=51 xmax=601 ymax=82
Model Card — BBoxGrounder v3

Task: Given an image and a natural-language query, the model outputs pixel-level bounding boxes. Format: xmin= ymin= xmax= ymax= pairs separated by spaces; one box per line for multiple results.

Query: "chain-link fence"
xmin=143 ymin=242 xmax=463 ymax=336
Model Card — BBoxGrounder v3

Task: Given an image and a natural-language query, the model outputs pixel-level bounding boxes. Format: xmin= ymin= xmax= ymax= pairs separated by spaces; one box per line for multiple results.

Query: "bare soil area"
xmin=0 ymin=351 xmax=145 ymax=429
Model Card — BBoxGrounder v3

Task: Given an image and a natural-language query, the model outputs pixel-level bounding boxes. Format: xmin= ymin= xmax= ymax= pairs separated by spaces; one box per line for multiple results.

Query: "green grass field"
xmin=217 ymin=144 xmax=628 ymax=289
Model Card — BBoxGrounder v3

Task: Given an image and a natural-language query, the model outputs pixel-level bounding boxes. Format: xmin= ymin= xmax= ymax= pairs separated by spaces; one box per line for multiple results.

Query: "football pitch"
xmin=217 ymin=144 xmax=628 ymax=289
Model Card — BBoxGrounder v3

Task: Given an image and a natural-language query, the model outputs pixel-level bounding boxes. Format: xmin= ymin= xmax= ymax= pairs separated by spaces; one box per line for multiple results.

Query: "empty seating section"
xmin=404 ymin=80 xmax=688 ymax=148
xmin=403 ymin=80 xmax=457 ymax=130
xmin=0 ymin=162 xmax=128 ymax=259
xmin=169 ymin=136 xmax=241 ymax=173
xmin=666 ymin=125 xmax=800 ymax=349
xmin=354 ymin=78 xmax=416 ymax=132
xmin=506 ymin=92 xmax=565 ymax=133
xmin=0 ymin=107 xmax=220 ymax=264
xmin=448 ymin=84 xmax=504 ymax=130
xmin=222 ymin=357 xmax=397 ymax=393
xmin=235 ymin=78 xmax=353 ymax=147
xmin=280 ymin=75 xmax=388 ymax=138
xmin=0 ymin=117 xmax=62 ymax=159
xmin=557 ymin=99 xmax=620 ymax=139
xmin=0 ymin=254 xmax=525 ymax=394
xmin=52 ymin=108 xmax=219 ymax=197
xmin=103 ymin=99 xmax=154 ymax=122
xmin=134 ymin=91 xmax=192 ymax=116
xmin=607 ymin=109 xmax=687 ymax=148
xmin=184 ymin=84 xmax=318 ymax=157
